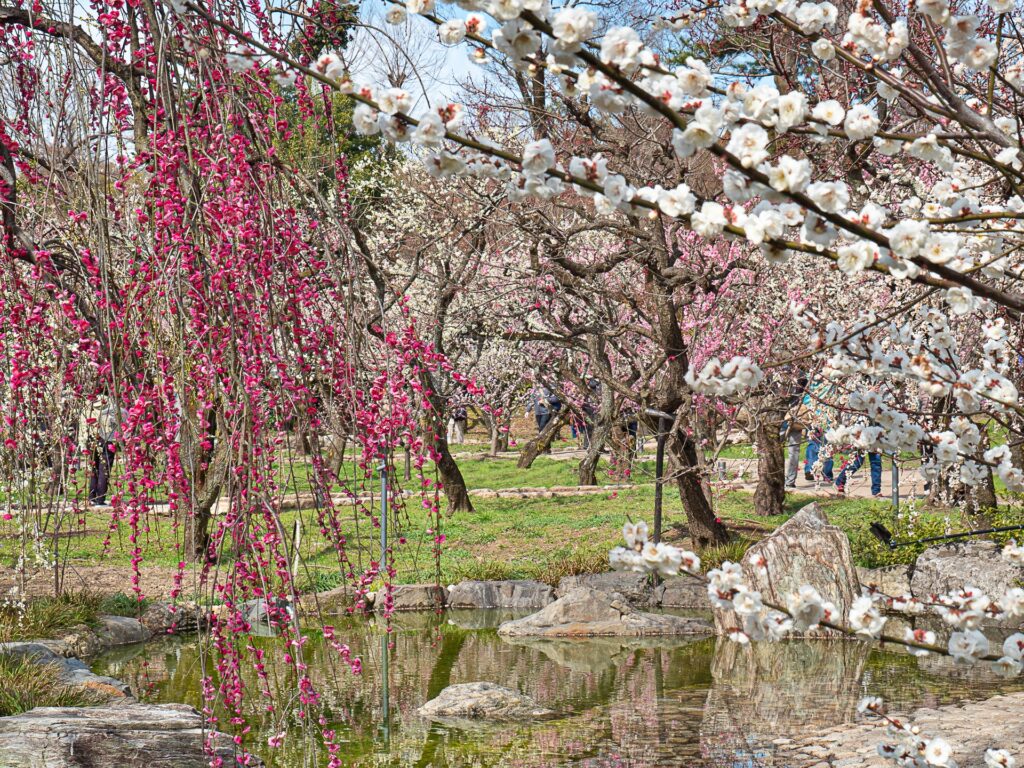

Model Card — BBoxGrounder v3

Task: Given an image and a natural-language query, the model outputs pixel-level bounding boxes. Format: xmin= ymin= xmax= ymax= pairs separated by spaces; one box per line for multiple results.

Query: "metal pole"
xmin=654 ymin=417 xmax=666 ymax=544
xmin=404 ymin=444 xmax=411 ymax=481
xmin=890 ymin=452 xmax=899 ymax=512
xmin=379 ymin=462 xmax=388 ymax=571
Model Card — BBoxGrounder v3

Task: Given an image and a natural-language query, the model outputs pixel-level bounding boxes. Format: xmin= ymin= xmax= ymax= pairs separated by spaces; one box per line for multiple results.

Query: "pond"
xmin=92 ymin=610 xmax=1024 ymax=767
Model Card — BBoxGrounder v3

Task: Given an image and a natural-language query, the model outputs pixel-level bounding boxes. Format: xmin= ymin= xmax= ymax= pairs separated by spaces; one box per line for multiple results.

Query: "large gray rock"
xmin=0 ymin=702 xmax=250 ymax=767
xmin=912 ymin=540 xmax=1024 ymax=610
xmin=376 ymin=584 xmax=447 ymax=612
xmin=94 ymin=615 xmax=151 ymax=647
xmin=0 ymin=642 xmax=130 ymax=697
xmin=417 ymin=682 xmax=554 ymax=720
xmin=556 ymin=572 xmax=656 ymax=607
xmin=497 ymin=587 xmax=712 ymax=638
xmin=140 ymin=602 xmax=206 ymax=635
xmin=447 ymin=580 xmax=554 ymax=610
xmin=857 ymin=565 xmax=912 ymax=597
xmin=713 ymin=503 xmax=860 ymax=637
xmin=656 ymin=578 xmax=712 ymax=610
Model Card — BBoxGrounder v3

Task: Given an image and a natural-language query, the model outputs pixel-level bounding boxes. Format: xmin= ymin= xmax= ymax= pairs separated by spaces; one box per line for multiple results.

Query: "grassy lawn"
xmin=3 ymin=454 xmax=1021 ymax=596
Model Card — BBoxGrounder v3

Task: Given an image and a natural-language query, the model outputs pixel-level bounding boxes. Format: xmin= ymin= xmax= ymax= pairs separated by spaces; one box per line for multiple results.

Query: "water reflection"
xmin=92 ymin=614 xmax=1024 ymax=768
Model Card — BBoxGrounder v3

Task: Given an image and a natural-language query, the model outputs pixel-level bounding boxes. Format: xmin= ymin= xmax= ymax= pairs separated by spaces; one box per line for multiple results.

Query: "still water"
xmin=92 ymin=610 xmax=1024 ymax=767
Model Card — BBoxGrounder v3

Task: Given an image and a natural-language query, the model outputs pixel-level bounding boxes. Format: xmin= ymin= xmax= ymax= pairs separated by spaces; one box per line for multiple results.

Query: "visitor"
xmin=804 ymin=427 xmax=825 ymax=480
xmin=527 ymin=383 xmax=557 ymax=433
xmin=447 ymin=399 xmax=468 ymax=445
xmin=84 ymin=396 xmax=119 ymax=507
xmin=783 ymin=370 xmax=810 ymax=489
xmin=831 ymin=450 xmax=883 ymax=497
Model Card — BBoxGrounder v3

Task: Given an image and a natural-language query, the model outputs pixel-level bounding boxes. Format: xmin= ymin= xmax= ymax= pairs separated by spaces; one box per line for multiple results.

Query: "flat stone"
xmin=417 ymin=682 xmax=554 ymax=720
xmin=497 ymin=587 xmax=712 ymax=638
xmin=857 ymin=565 xmax=912 ymax=597
xmin=447 ymin=580 xmax=555 ymax=610
xmin=0 ymin=701 xmax=251 ymax=767
xmin=556 ymin=572 xmax=656 ymax=607
xmin=94 ymin=615 xmax=152 ymax=647
xmin=713 ymin=503 xmax=860 ymax=638
xmin=656 ymin=578 xmax=712 ymax=610
xmin=376 ymin=584 xmax=447 ymax=612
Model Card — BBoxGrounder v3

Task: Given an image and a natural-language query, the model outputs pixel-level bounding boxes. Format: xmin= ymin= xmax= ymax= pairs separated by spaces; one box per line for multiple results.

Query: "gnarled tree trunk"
xmin=753 ymin=417 xmax=786 ymax=517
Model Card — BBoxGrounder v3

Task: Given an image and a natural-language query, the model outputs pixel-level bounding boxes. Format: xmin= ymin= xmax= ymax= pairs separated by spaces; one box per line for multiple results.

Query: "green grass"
xmin=0 ymin=653 xmax=106 ymax=716
xmin=4 ymin=455 xmax=1022 ymax=592
xmin=0 ymin=592 xmax=105 ymax=642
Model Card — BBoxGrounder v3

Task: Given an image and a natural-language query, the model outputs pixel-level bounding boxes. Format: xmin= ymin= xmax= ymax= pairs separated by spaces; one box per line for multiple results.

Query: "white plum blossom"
xmin=843 ymin=104 xmax=879 ymax=140
xmin=377 ymin=88 xmax=412 ymax=115
xmin=725 ymin=123 xmax=770 ymax=168
xmin=551 ymin=7 xmax=597 ymax=51
xmin=438 ymin=19 xmax=467 ymax=44
xmin=600 ymin=26 xmax=645 ymax=72
xmin=521 ymin=138 xmax=556 ymax=177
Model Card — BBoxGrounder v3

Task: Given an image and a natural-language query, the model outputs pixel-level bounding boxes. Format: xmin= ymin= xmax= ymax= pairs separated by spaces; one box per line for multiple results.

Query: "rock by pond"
xmin=556 ymin=571 xmax=656 ymax=607
xmin=417 ymin=681 xmax=554 ymax=720
xmin=0 ymin=641 xmax=130 ymax=698
xmin=713 ymin=502 xmax=860 ymax=638
xmin=447 ymin=579 xmax=554 ymax=610
xmin=497 ymin=587 xmax=712 ymax=637
xmin=0 ymin=701 xmax=250 ymax=767
xmin=376 ymin=584 xmax=447 ymax=611
xmin=857 ymin=564 xmax=912 ymax=598
xmin=912 ymin=540 xmax=1024 ymax=617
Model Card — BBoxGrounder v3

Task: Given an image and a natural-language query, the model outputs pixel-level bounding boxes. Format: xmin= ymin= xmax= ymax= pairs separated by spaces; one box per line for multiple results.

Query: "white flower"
xmin=887 ymin=220 xmax=929 ymax=258
xmin=406 ymin=0 xmax=435 ymax=12
xmin=812 ymin=99 xmax=845 ymax=126
xmin=857 ymin=695 xmax=883 ymax=713
xmin=377 ymin=87 xmax=412 ymax=115
xmin=1001 ymin=588 xmax=1024 ymax=617
xmin=924 ymin=737 xmax=953 ymax=767
xmin=807 ymin=181 xmax=850 ymax=213
xmin=603 ymin=173 xmax=634 ymax=205
xmin=1002 ymin=633 xmax=1024 ymax=660
xmin=623 ymin=521 xmax=648 ymax=548
xmin=384 ymin=4 xmax=407 ymax=24
xmin=657 ymin=184 xmax=696 ymax=217
xmin=424 ymin=151 xmax=466 ymax=178
xmin=314 ymin=52 xmax=345 ymax=82
xmin=844 ymin=104 xmax=879 ymax=140
xmin=521 ymin=138 xmax=555 ymax=177
xmin=675 ymin=57 xmax=713 ymax=96
xmin=836 ymin=241 xmax=876 ymax=274
xmin=848 ymin=595 xmax=886 ymax=637
xmin=600 ymin=26 xmax=644 ymax=72
xmin=988 ymin=0 xmax=1014 ymax=12
xmin=439 ymin=19 xmax=467 ymax=44
xmin=812 ymin=38 xmax=835 ymax=60
xmin=948 ymin=628 xmax=990 ymax=662
xmin=352 ymin=103 xmax=380 ymax=135
xmin=787 ymin=585 xmax=826 ymax=630
xmin=412 ymin=112 xmax=446 ymax=147
xmin=692 ymin=202 xmax=727 ymax=237
xmin=725 ymin=124 xmax=769 ymax=168
xmin=992 ymin=656 xmax=1023 ymax=678
xmin=1003 ymin=540 xmax=1024 ymax=564
xmin=767 ymin=156 xmax=811 ymax=193
xmin=775 ymin=92 xmax=807 ymax=132
xmin=551 ymin=7 xmax=597 ymax=50
xmin=733 ymin=588 xmax=763 ymax=616
xmin=985 ymin=749 xmax=1016 ymax=767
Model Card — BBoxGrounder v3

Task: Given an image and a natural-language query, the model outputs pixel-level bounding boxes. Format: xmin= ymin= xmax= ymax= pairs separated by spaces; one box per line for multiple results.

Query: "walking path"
xmin=776 ymin=691 xmax=1024 ymax=767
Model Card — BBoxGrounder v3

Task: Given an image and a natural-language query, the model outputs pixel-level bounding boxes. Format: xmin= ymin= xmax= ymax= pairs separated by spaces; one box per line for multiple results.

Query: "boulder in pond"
xmin=447 ymin=579 xmax=554 ymax=610
xmin=94 ymin=615 xmax=152 ymax=646
xmin=0 ymin=701 xmax=252 ymax=767
xmin=911 ymin=540 xmax=1024 ymax=619
xmin=555 ymin=571 xmax=656 ymax=607
xmin=0 ymin=642 xmax=131 ymax=697
xmin=712 ymin=502 xmax=860 ymax=638
xmin=140 ymin=602 xmax=206 ymax=635
xmin=656 ymin=578 xmax=712 ymax=610
xmin=857 ymin=565 xmax=912 ymax=598
xmin=497 ymin=587 xmax=712 ymax=637
xmin=417 ymin=682 xmax=554 ymax=720
xmin=376 ymin=584 xmax=447 ymax=611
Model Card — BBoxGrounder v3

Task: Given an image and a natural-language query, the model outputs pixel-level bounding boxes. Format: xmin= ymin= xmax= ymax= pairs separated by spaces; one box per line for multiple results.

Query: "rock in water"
xmin=0 ymin=701 xmax=250 ymax=767
xmin=497 ymin=587 xmax=712 ymax=637
xmin=713 ymin=503 xmax=860 ymax=638
xmin=417 ymin=682 xmax=554 ymax=720
xmin=556 ymin=572 xmax=656 ymax=607
xmin=856 ymin=565 xmax=912 ymax=597
xmin=912 ymin=540 xmax=1024 ymax=622
xmin=375 ymin=584 xmax=448 ymax=611
xmin=447 ymin=580 xmax=554 ymax=609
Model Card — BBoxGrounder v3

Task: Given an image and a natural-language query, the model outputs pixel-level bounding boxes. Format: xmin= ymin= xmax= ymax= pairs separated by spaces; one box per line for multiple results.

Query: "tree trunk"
xmin=487 ymin=416 xmax=509 ymax=456
xmin=435 ymin=436 xmax=473 ymax=512
xmin=754 ymin=418 xmax=786 ymax=517
xmin=517 ymin=410 xmax=568 ymax=469
xmin=668 ymin=430 xmax=728 ymax=547
xmin=578 ymin=387 xmax=615 ymax=486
